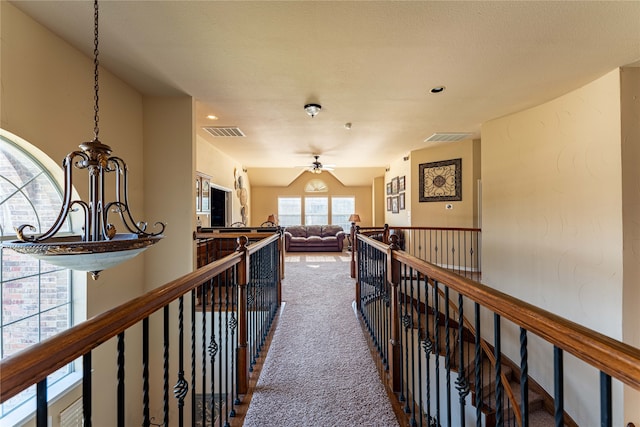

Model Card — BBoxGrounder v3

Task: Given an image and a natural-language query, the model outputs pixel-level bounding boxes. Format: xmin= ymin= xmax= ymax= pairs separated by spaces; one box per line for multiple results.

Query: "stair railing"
xmin=356 ymin=232 xmax=640 ymax=427
xmin=352 ymin=225 xmax=481 ymax=280
xmin=0 ymin=232 xmax=282 ymax=427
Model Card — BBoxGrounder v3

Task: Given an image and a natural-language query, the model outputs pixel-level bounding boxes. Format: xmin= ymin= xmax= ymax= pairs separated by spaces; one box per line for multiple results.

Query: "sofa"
xmin=284 ymin=225 xmax=346 ymax=252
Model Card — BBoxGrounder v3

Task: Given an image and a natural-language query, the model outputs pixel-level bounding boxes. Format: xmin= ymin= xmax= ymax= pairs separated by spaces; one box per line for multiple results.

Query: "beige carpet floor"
xmin=242 ymin=254 xmax=399 ymax=427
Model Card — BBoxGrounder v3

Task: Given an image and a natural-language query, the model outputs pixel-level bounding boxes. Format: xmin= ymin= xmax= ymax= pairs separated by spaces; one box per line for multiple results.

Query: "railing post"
xmin=236 ymin=236 xmax=250 ymax=395
xmin=383 ymin=223 xmax=390 ymax=244
xmin=350 ymin=224 xmax=358 ymax=278
xmin=277 ymin=229 xmax=283 ymax=304
xmin=387 ymin=234 xmax=402 ymax=393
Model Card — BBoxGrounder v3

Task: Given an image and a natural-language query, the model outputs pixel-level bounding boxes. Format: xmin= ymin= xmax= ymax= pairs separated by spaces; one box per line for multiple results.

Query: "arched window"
xmin=0 ymin=131 xmax=77 ymax=419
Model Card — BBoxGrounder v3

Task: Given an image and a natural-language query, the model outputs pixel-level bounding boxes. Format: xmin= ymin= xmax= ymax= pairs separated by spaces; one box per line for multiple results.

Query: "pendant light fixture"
xmin=2 ymin=0 xmax=165 ymax=279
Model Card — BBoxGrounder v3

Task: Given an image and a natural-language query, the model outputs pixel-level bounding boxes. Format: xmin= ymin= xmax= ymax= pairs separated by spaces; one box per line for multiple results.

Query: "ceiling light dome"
xmin=304 ymin=103 xmax=322 ymax=118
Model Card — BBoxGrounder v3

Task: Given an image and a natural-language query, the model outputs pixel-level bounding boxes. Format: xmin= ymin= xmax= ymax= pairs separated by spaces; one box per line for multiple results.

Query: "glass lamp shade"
xmin=348 ymin=214 xmax=361 ymax=223
xmin=3 ymin=234 xmax=163 ymax=279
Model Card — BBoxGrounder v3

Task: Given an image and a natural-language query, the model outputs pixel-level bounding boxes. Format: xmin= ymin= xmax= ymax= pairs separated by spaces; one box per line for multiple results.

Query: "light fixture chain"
xmin=93 ymin=0 xmax=100 ymax=139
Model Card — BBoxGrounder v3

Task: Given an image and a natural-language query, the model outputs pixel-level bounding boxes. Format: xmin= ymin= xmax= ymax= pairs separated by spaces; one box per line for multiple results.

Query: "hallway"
xmin=237 ymin=254 xmax=398 ymax=426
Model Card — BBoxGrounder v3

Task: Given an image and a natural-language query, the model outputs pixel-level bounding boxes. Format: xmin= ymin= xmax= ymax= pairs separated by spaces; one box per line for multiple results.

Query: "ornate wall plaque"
xmin=419 ymin=158 xmax=462 ymax=202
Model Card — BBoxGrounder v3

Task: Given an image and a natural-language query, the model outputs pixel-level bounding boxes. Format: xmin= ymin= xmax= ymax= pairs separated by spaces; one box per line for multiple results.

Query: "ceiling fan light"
xmin=304 ymin=103 xmax=321 ymax=118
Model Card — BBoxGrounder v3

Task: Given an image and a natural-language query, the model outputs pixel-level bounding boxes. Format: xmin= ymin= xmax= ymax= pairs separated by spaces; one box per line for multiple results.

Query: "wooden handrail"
xmin=0 ymin=233 xmax=280 ymax=403
xmin=389 ymin=226 xmax=482 ymax=232
xmin=390 ymin=245 xmax=640 ymax=391
xmin=358 ymin=225 xmax=482 ymax=233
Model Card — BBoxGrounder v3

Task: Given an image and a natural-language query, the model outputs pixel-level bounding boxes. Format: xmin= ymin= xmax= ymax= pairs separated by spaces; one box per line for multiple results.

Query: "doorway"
xmin=211 ymin=187 xmax=230 ymax=226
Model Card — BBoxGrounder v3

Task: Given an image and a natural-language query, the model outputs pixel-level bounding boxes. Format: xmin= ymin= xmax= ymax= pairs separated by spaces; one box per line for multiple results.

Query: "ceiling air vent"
xmin=424 ymin=132 xmax=472 ymax=143
xmin=203 ymin=126 xmax=245 ymax=137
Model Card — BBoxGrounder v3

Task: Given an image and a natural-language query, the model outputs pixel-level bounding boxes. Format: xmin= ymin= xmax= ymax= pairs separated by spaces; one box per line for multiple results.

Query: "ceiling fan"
xmin=300 ymin=155 xmax=335 ymax=174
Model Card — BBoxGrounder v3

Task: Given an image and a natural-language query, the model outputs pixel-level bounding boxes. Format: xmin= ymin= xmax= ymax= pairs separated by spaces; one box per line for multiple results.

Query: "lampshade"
xmin=267 ymin=214 xmax=277 ymax=224
xmin=348 ymin=214 xmax=361 ymax=223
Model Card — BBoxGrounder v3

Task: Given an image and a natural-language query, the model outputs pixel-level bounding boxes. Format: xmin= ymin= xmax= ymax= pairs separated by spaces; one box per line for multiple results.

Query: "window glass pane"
xmin=2 ymin=316 xmax=39 ymax=358
xmin=0 ymin=138 xmax=69 ymax=236
xmin=305 ymin=197 xmax=328 ymax=225
xmin=331 ymin=196 xmax=355 ymax=231
xmin=1 ymin=248 xmax=40 ymax=281
xmin=1 ymin=384 xmax=35 ymax=416
xmin=278 ymin=197 xmax=301 ymax=226
xmin=40 ymin=305 xmax=71 ymax=341
xmin=2 ymin=276 xmax=39 ymax=325
xmin=40 ymin=270 xmax=71 ymax=312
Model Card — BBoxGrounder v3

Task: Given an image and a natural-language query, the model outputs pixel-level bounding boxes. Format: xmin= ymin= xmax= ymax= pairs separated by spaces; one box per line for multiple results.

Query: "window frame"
xmin=0 ymin=132 xmax=80 ymax=421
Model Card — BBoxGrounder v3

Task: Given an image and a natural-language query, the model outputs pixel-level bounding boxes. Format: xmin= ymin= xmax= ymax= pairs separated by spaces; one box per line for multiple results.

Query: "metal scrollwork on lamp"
xmin=2 ymin=0 xmax=165 ymax=279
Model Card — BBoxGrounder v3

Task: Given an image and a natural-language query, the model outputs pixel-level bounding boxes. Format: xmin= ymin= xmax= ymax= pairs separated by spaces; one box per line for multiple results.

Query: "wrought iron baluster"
xmin=163 ymin=305 xmax=169 ymax=427
xmin=142 ymin=318 xmax=150 ymax=427
xmin=444 ymin=286 xmax=452 ymax=426
xmin=201 ymin=283 xmax=208 ymax=425
xmin=494 ymin=314 xmax=503 ymax=427
xmin=400 ymin=266 xmax=409 ymax=408
xmin=409 ymin=266 xmax=417 ymax=426
xmin=456 ymin=294 xmax=469 ymax=426
xmin=554 ymin=346 xmax=564 ymax=427
xmin=422 ymin=273 xmax=433 ymax=426
xmin=520 ymin=328 xmax=529 ymax=427
xmin=377 ymin=248 xmax=383 ymax=357
xmin=217 ymin=271 xmax=224 ymax=427
xmin=117 ymin=332 xmax=125 ymax=427
xmin=231 ymin=267 xmax=240 ymax=412
xmin=209 ymin=278 xmax=217 ymax=427
xmin=415 ymin=269 xmax=424 ymax=427
xmin=600 ymin=372 xmax=612 ymax=427
xmin=433 ymin=281 xmax=441 ymax=424
xmin=223 ymin=269 xmax=232 ymax=426
xmin=191 ymin=289 xmax=197 ymax=426
xmin=36 ymin=378 xmax=47 ymax=427
xmin=83 ymin=352 xmax=92 ymax=427
xmin=174 ymin=296 xmax=188 ymax=427
xmin=474 ymin=303 xmax=482 ymax=427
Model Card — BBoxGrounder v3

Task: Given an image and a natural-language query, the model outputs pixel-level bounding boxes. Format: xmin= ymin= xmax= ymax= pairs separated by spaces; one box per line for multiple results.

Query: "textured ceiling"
xmin=11 ymin=1 xmax=640 ymax=186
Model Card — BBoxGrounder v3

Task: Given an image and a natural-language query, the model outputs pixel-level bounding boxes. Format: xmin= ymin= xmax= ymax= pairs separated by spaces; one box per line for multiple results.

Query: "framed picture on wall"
xmin=392 ymin=196 xmax=399 ymax=214
xmin=419 ymin=158 xmax=462 ymax=202
xmin=399 ymin=193 xmax=405 ymax=210
xmin=387 ymin=196 xmax=392 ymax=211
xmin=391 ymin=177 xmax=399 ymax=194
xmin=399 ymin=176 xmax=406 ymax=192
xmin=386 ymin=182 xmax=392 ymax=195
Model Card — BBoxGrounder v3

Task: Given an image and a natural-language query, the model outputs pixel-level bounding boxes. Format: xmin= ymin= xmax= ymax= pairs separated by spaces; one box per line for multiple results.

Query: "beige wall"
xmin=372 ymin=176 xmax=386 ymax=227
xmin=251 ymin=171 xmax=372 ymax=227
xmin=384 ymin=156 xmax=412 ymax=227
xmin=196 ymin=135 xmax=250 ymax=226
xmin=482 ymin=69 xmax=625 ymax=425
xmin=143 ymin=96 xmax=196 ymax=288
xmin=621 ymin=66 xmax=640 ymax=423
xmin=407 ymin=139 xmax=480 ymax=228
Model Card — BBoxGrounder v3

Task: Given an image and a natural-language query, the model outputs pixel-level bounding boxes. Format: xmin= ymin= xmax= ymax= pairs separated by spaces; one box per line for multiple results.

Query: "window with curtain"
xmin=277 ymin=197 xmax=302 ymax=226
xmin=0 ymin=133 xmax=76 ymax=419
xmin=331 ymin=196 xmax=355 ymax=231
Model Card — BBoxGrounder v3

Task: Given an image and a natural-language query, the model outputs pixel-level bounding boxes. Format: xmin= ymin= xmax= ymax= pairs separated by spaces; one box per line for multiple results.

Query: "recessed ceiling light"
xmin=207 ymin=114 xmax=218 ymax=120
xmin=430 ymin=86 xmax=446 ymax=94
